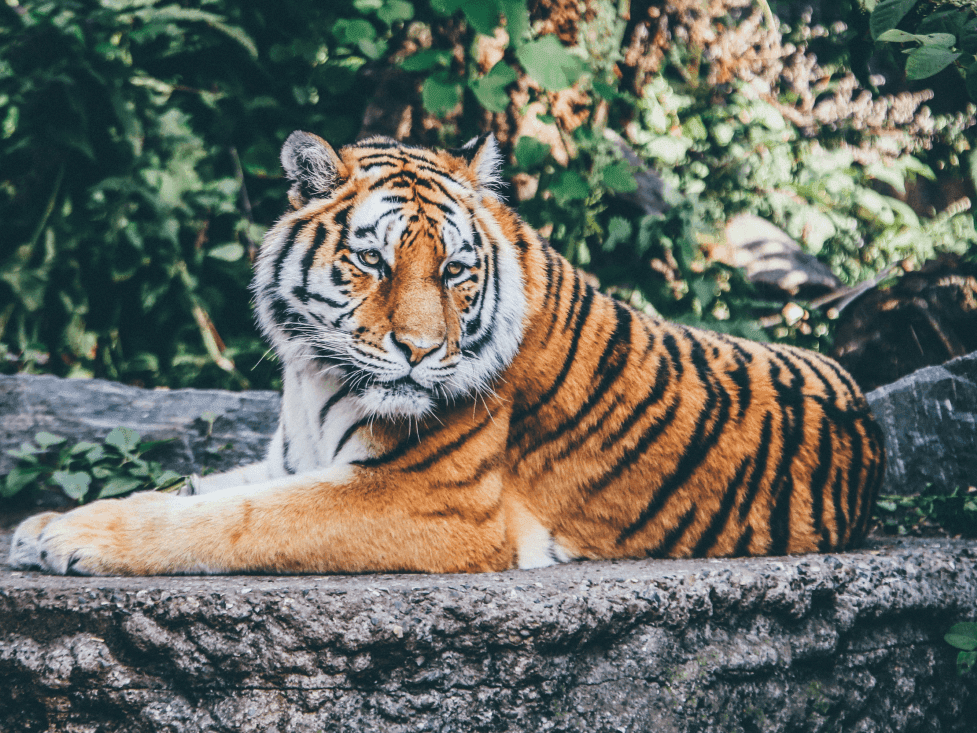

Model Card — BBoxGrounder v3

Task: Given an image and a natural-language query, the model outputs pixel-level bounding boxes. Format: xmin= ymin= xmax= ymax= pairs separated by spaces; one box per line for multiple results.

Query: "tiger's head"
xmin=254 ymin=132 xmax=527 ymax=419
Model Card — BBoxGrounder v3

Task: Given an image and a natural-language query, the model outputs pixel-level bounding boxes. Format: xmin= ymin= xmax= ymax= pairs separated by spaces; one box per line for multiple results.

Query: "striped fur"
xmin=8 ymin=134 xmax=885 ymax=575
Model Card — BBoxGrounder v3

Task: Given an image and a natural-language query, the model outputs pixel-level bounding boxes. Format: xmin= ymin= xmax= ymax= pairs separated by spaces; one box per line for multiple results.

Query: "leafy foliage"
xmin=3 ymin=428 xmax=184 ymax=504
xmin=946 ymin=622 xmax=977 ymax=676
xmin=1 ymin=0 xmax=975 ymax=391
xmin=872 ymin=0 xmax=977 ymax=98
xmin=874 ymin=484 xmax=977 ymax=537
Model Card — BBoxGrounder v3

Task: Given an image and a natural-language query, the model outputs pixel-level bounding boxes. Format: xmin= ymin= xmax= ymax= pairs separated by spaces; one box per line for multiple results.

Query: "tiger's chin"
xmin=360 ymin=381 xmax=436 ymax=419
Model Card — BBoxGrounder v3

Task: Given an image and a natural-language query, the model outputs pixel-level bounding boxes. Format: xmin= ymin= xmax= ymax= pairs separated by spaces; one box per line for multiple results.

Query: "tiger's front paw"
xmin=8 ymin=511 xmax=62 ymax=571
xmin=7 ymin=492 xmax=174 ymax=575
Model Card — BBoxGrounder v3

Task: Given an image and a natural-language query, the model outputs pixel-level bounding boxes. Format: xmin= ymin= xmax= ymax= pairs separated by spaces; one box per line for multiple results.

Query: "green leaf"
xmin=949 ymin=622 xmax=977 ymax=638
xmin=208 ymin=243 xmax=245 ymax=262
xmin=97 ymin=476 xmax=144 ymax=499
xmin=905 ymin=46 xmax=961 ymax=80
xmin=876 ymin=28 xmax=921 ymax=43
xmin=870 ymin=0 xmax=920 ymax=40
xmin=400 ymin=48 xmax=453 ymax=72
xmin=513 ymin=137 xmax=551 ymax=169
xmin=463 ymin=4 xmax=501 ymax=36
xmin=548 ymin=169 xmax=589 ymax=204
xmin=469 ymin=62 xmax=517 ymax=113
xmin=105 ymin=427 xmax=141 ymax=454
xmin=332 ymin=18 xmax=376 ymax=45
xmin=498 ymin=0 xmax=530 ymax=45
xmin=52 ymin=471 xmax=91 ymax=501
xmin=877 ymin=499 xmax=898 ymax=512
xmin=8 ymin=442 xmax=41 ymax=460
xmin=3 ymin=466 xmax=45 ymax=498
xmin=602 ymin=161 xmax=638 ymax=193
xmin=602 ymin=216 xmax=632 ymax=252
xmin=516 ymin=35 xmax=587 ymax=91
xmin=154 ymin=470 xmax=184 ymax=488
xmin=422 ymin=73 xmax=462 ymax=117
xmin=35 ymin=431 xmax=66 ymax=449
xmin=945 ymin=634 xmax=977 ymax=651
xmin=377 ymin=0 xmax=414 ymax=25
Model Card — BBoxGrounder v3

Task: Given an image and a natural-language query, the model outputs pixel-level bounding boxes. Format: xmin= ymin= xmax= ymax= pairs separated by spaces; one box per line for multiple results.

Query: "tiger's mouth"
xmin=359 ymin=375 xmax=438 ymax=418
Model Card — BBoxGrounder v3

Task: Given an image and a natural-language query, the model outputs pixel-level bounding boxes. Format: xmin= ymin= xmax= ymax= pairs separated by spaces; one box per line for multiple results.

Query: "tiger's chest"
xmin=269 ymin=365 xmax=373 ymax=476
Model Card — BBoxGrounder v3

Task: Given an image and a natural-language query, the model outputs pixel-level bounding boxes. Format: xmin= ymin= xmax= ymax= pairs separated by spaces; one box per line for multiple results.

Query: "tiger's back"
xmin=9 ymin=133 xmax=885 ymax=575
xmin=503 ymin=245 xmax=884 ymax=560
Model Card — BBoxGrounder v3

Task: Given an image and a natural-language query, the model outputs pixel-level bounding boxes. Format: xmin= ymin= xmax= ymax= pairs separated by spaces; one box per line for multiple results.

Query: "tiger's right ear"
xmin=280 ymin=131 xmax=347 ymax=209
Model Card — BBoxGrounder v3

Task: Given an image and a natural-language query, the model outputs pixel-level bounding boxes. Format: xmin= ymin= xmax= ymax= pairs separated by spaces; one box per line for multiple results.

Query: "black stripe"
xmin=724 ymin=342 xmax=753 ymax=422
xmin=809 ymin=416 xmax=833 ymax=549
xmin=732 ymin=525 xmax=754 ymax=557
xmin=600 ymin=353 xmax=670 ymax=451
xmin=646 ymin=504 xmax=698 ymax=558
xmin=319 ymin=385 xmax=352 ymax=427
xmin=616 ymin=334 xmax=732 ymax=545
xmin=282 ymin=433 xmax=295 ymax=475
xmin=738 ymin=411 xmax=774 ymax=520
xmin=760 ymin=351 xmax=808 ymax=553
xmin=517 ymin=303 xmax=632 ymax=458
xmin=844 ymin=419 xmax=865 ymax=545
xmin=272 ymin=219 xmax=311 ymax=287
xmin=541 ymin=253 xmax=566 ymax=343
xmin=511 ymin=280 xmax=594 ymax=424
xmin=298 ymin=222 xmax=329 ymax=294
xmin=661 ymin=331 xmax=684 ymax=379
xmin=691 ymin=454 xmax=752 ymax=556
xmin=830 ymin=465 xmax=847 ymax=545
xmin=582 ymin=394 xmax=681 ymax=498
xmin=768 ymin=472 xmax=793 ymax=556
xmin=404 ymin=414 xmax=494 ymax=473
xmin=335 ymin=418 xmax=369 ymax=461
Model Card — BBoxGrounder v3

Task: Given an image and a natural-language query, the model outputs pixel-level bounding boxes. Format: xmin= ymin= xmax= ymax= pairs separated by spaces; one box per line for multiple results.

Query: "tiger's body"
xmin=9 ymin=133 xmax=885 ymax=575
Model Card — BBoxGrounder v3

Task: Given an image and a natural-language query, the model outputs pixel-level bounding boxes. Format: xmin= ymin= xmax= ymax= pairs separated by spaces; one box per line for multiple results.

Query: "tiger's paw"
xmin=7 ymin=492 xmax=174 ymax=575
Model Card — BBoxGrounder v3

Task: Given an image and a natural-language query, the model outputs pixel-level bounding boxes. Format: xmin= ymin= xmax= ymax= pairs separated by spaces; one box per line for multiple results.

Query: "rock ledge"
xmin=2 ymin=535 xmax=975 ymax=732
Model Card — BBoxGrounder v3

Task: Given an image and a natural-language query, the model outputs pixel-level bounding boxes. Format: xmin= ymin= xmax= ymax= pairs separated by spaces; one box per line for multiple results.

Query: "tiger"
xmin=8 ymin=132 xmax=885 ymax=576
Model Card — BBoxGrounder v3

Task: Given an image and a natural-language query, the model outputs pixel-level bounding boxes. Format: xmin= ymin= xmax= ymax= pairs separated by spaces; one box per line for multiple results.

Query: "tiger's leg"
xmin=183 ymin=460 xmax=273 ymax=495
xmin=8 ymin=465 xmax=511 ymax=575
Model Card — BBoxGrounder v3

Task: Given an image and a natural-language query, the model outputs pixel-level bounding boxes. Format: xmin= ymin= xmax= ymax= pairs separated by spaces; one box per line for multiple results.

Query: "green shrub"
xmin=3 ymin=428 xmax=184 ymax=504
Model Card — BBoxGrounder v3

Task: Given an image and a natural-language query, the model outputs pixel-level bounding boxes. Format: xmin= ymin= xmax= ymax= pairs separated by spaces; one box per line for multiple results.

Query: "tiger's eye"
xmin=360 ymin=250 xmax=382 ymax=267
xmin=445 ymin=261 xmax=465 ymax=277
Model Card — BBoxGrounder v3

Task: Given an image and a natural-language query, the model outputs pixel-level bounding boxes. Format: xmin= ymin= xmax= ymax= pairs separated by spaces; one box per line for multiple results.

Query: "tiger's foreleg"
xmin=8 ymin=465 xmax=513 ymax=575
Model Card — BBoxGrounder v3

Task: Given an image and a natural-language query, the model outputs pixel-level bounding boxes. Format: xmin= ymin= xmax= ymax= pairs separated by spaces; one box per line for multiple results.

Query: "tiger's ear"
xmin=280 ymin=131 xmax=346 ymax=208
xmin=456 ymin=133 xmax=503 ymax=198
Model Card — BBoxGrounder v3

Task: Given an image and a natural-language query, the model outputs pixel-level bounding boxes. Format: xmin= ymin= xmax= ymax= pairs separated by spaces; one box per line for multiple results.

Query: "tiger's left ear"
xmin=281 ymin=131 xmax=347 ymax=209
xmin=456 ymin=133 xmax=503 ymax=198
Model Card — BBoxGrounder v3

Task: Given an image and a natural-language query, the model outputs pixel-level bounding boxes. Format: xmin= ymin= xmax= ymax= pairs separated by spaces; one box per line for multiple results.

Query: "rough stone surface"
xmin=2 ymin=533 xmax=975 ymax=733
xmin=865 ymin=350 xmax=977 ymax=495
xmin=0 ymin=374 xmax=280 ymax=478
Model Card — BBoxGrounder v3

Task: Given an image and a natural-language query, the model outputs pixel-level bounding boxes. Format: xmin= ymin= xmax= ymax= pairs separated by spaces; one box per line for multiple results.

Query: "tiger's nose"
xmin=392 ymin=333 xmax=442 ymax=366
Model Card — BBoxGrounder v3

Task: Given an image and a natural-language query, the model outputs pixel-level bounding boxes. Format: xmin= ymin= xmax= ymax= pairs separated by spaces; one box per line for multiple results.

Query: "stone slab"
xmin=0 ymin=374 xmax=280 ymax=479
xmin=1 ymin=530 xmax=975 ymax=733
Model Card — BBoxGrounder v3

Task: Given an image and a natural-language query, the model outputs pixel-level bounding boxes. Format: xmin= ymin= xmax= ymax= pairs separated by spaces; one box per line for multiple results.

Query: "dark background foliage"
xmin=1 ymin=0 xmax=975 ymax=392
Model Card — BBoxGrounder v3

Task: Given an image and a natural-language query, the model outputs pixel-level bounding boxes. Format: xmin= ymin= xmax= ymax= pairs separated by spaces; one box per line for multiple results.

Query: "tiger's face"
xmin=254 ymin=133 xmax=526 ymax=419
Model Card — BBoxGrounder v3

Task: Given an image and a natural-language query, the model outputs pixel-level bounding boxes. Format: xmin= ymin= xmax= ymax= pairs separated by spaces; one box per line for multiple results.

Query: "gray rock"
xmin=866 ymin=350 xmax=977 ymax=495
xmin=0 ymin=374 xmax=280 ymax=478
xmin=1 ymin=535 xmax=974 ymax=732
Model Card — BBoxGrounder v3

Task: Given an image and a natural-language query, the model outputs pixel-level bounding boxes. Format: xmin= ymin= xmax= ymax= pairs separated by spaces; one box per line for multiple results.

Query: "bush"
xmin=1 ymin=0 xmax=974 ymax=389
